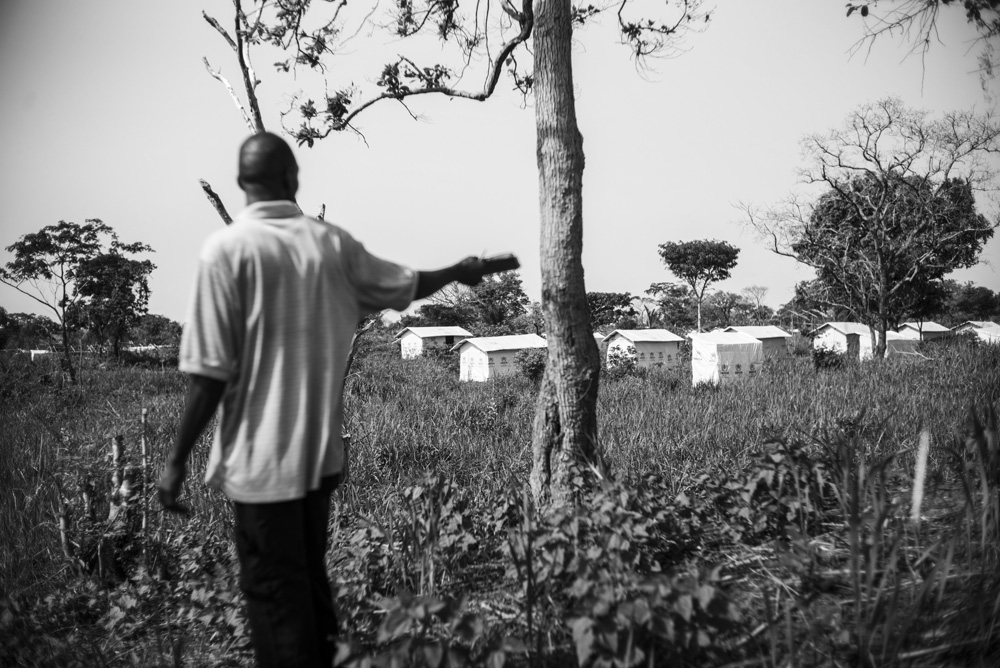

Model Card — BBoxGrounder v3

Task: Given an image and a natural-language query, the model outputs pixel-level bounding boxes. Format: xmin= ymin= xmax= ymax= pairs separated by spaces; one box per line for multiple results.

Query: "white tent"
xmin=451 ymin=334 xmax=547 ymax=381
xmin=688 ymin=331 xmax=764 ymax=386
xmin=395 ymin=326 xmax=473 ymax=359
xmin=953 ymin=321 xmax=1000 ymax=344
xmin=720 ymin=325 xmax=792 ymax=359
xmin=604 ymin=329 xmax=685 ymax=370
xmin=813 ymin=322 xmax=923 ymax=359
xmin=896 ymin=321 xmax=950 ymax=341
xmin=812 ymin=322 xmax=871 ymax=360
xmin=883 ymin=331 xmax=920 ymax=356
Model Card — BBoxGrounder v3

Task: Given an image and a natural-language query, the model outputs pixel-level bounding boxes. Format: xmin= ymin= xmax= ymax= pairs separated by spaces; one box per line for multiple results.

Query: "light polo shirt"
xmin=179 ymin=201 xmax=417 ymax=503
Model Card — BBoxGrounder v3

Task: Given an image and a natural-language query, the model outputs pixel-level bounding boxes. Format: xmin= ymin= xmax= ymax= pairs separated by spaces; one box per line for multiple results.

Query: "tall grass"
xmin=1 ymin=333 xmax=998 ymax=664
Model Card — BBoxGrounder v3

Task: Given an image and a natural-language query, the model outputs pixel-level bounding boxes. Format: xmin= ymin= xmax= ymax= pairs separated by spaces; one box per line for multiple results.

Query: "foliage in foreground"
xmin=2 ymin=335 xmax=1000 ymax=666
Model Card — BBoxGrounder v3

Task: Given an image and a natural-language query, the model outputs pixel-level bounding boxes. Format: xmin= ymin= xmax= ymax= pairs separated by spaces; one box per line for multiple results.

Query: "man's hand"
xmin=158 ymin=461 xmax=190 ymax=515
xmin=455 ymin=256 xmax=487 ymax=286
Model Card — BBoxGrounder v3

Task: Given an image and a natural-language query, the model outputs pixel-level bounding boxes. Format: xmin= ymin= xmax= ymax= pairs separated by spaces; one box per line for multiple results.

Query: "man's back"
xmin=180 ymin=201 xmax=416 ymax=503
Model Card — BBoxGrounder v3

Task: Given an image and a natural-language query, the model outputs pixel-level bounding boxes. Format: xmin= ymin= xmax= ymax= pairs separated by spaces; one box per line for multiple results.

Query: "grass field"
xmin=1 ymin=332 xmax=999 ymax=667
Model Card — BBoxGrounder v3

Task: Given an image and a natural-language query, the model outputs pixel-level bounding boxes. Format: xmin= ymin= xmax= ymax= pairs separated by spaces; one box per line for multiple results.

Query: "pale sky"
xmin=1 ymin=1 xmax=997 ymax=323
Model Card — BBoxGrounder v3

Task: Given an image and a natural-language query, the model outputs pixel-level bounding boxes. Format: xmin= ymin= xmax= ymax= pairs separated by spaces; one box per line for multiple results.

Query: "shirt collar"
xmin=236 ymin=200 xmax=302 ymax=221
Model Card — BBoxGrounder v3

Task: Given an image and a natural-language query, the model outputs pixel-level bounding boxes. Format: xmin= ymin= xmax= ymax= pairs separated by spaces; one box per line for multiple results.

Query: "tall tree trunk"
xmin=875 ymin=269 xmax=888 ymax=359
xmin=59 ymin=306 xmax=77 ymax=384
xmin=529 ymin=0 xmax=602 ymax=508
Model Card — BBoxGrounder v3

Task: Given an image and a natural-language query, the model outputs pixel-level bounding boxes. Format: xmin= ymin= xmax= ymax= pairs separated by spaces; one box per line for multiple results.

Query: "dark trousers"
xmin=233 ymin=475 xmax=341 ymax=668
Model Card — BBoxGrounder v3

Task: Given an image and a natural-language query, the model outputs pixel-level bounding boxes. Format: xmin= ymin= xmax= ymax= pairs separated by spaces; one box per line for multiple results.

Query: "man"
xmin=158 ymin=132 xmax=492 ymax=667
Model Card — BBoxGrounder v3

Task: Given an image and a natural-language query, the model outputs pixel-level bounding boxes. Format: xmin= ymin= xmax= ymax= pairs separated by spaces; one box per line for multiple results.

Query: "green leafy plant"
xmin=334 ymin=593 xmax=526 ymax=668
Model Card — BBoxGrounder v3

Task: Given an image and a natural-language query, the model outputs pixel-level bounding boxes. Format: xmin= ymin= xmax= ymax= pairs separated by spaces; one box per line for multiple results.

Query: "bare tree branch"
xmin=199 ymin=179 xmax=234 ymax=226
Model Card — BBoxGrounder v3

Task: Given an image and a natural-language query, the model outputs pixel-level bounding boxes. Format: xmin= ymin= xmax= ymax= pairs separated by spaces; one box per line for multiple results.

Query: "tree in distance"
xmin=586 ymin=292 xmax=637 ymax=331
xmin=656 ymin=240 xmax=740 ymax=332
xmin=69 ymin=242 xmax=155 ymax=358
xmin=411 ymin=270 xmax=530 ymax=333
xmin=705 ymin=291 xmax=755 ymax=330
xmin=129 ymin=314 xmax=183 ymax=348
xmin=743 ymin=97 xmax=998 ymax=357
xmin=645 ymin=282 xmax=697 ymax=333
xmin=0 ymin=220 xmax=154 ymax=382
xmin=741 ymin=285 xmax=771 ymax=324
xmin=0 ymin=311 xmax=59 ymax=351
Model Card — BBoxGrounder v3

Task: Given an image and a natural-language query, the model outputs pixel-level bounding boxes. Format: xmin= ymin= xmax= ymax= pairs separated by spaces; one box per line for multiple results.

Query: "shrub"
xmin=513 ymin=348 xmax=546 ymax=383
xmin=811 ymin=343 xmax=846 ymax=370
xmin=605 ymin=345 xmax=640 ymax=380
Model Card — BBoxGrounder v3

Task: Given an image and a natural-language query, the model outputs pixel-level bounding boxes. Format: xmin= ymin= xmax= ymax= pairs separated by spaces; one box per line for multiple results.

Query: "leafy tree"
xmin=509 ymin=301 xmax=545 ymax=337
xmin=200 ymin=0 xmax=711 ymax=505
xmin=416 ymin=271 xmax=530 ymax=333
xmin=129 ymin=314 xmax=183 ymax=347
xmin=645 ymin=282 xmax=697 ymax=333
xmin=656 ymin=240 xmax=740 ymax=332
xmin=1 ymin=220 xmax=109 ymax=381
xmin=469 ymin=271 xmax=530 ymax=327
xmin=744 ymin=98 xmax=998 ymax=357
xmin=4 ymin=312 xmax=60 ymax=350
xmin=943 ymin=281 xmax=1000 ymax=324
xmin=400 ymin=302 xmax=477 ymax=329
xmin=586 ymin=292 xmax=636 ymax=330
xmin=70 ymin=243 xmax=155 ymax=358
xmin=704 ymin=291 xmax=754 ymax=330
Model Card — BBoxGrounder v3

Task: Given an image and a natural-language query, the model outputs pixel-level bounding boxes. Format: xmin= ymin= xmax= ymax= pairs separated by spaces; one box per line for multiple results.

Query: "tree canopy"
xmin=656 ymin=239 xmax=740 ymax=331
xmin=745 ymin=97 xmax=999 ymax=356
xmin=586 ymin=292 xmax=636 ymax=330
xmin=0 ymin=220 xmax=155 ymax=379
xmin=70 ymin=245 xmax=156 ymax=357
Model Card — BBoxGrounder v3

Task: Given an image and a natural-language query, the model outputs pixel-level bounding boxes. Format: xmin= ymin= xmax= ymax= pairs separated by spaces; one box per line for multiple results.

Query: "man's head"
xmin=237 ymin=132 xmax=299 ymax=203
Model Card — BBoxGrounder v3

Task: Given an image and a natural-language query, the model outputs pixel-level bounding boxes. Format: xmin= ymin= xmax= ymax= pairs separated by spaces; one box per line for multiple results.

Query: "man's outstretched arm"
xmin=157 ymin=374 xmax=226 ymax=513
xmin=414 ymin=256 xmax=488 ymax=300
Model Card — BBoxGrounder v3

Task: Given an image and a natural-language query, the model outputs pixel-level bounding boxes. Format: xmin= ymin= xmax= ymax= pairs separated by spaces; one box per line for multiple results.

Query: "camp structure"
xmin=813 ymin=322 xmax=921 ymax=359
xmin=952 ymin=321 xmax=1000 ymax=344
xmin=882 ymin=331 xmax=920 ymax=356
xmin=688 ymin=331 xmax=764 ymax=386
xmin=896 ymin=321 xmax=951 ymax=341
xmin=720 ymin=325 xmax=792 ymax=359
xmin=395 ymin=326 xmax=473 ymax=359
xmin=604 ymin=329 xmax=685 ymax=370
xmin=811 ymin=322 xmax=871 ymax=360
xmin=451 ymin=334 xmax=547 ymax=382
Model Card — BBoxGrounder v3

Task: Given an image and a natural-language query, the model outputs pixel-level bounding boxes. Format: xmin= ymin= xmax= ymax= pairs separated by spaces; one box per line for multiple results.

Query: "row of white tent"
xmin=395 ymin=325 xmax=790 ymax=384
xmin=814 ymin=320 xmax=1000 ymax=359
xmin=396 ymin=319 xmax=999 ymax=385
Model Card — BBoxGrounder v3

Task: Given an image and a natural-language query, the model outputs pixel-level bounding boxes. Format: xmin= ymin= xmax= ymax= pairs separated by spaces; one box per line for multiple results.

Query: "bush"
xmin=514 ymin=348 xmax=546 ymax=383
xmin=811 ymin=343 xmax=846 ymax=370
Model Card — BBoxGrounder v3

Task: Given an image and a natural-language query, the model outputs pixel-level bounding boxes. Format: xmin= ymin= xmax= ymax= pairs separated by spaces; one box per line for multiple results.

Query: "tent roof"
xmin=605 ymin=328 xmax=685 ymax=343
xmin=450 ymin=334 xmax=547 ymax=353
xmin=395 ymin=326 xmax=473 ymax=340
xmin=812 ymin=322 xmax=870 ymax=336
xmin=954 ymin=320 xmax=1000 ymax=331
xmin=721 ymin=325 xmax=792 ymax=340
xmin=688 ymin=331 xmax=761 ymax=345
xmin=899 ymin=321 xmax=949 ymax=333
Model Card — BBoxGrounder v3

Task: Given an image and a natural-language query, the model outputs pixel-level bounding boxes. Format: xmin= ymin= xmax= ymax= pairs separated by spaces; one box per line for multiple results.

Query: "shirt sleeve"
xmin=179 ymin=247 xmax=242 ymax=382
xmin=340 ymin=231 xmax=418 ymax=313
